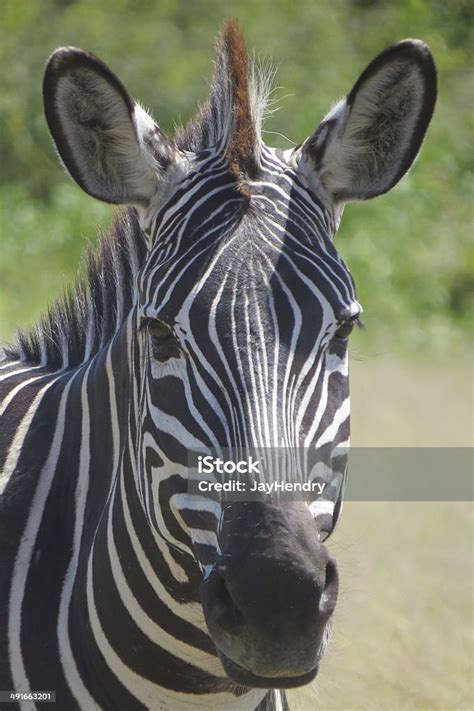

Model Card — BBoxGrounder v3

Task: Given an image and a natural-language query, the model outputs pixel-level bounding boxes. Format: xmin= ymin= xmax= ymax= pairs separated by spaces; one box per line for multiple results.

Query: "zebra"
xmin=0 ymin=20 xmax=436 ymax=711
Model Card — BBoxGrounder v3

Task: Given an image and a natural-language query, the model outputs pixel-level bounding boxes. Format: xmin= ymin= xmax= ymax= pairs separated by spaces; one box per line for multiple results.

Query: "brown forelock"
xmin=221 ymin=20 xmax=258 ymax=181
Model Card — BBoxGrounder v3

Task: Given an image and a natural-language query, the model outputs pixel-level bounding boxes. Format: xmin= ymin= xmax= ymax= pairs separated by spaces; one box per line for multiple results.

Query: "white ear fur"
xmin=300 ymin=40 xmax=437 ymax=202
xmin=43 ymin=48 xmax=177 ymax=205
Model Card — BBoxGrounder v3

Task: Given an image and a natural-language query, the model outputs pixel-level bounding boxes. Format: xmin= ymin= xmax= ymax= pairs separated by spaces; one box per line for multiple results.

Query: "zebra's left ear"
xmin=300 ymin=40 xmax=437 ymax=202
xmin=43 ymin=47 xmax=177 ymax=205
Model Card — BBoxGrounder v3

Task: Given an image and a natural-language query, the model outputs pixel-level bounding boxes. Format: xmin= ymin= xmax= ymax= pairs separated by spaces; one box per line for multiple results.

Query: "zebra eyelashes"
xmin=141 ymin=317 xmax=181 ymax=361
xmin=333 ymin=315 xmax=364 ymax=342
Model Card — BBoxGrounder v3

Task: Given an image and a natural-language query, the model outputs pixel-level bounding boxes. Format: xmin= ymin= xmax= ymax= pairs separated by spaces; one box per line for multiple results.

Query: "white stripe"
xmin=316 ymin=397 xmax=350 ymax=448
xmin=0 ymin=373 xmax=49 ymax=418
xmin=0 ymin=364 xmax=45 ymax=381
xmin=0 ymin=377 xmax=60 ymax=496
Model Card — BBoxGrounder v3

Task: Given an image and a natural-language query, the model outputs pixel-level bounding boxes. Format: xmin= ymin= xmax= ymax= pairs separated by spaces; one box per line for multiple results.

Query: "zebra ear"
xmin=43 ymin=48 xmax=176 ymax=205
xmin=301 ymin=40 xmax=437 ymax=202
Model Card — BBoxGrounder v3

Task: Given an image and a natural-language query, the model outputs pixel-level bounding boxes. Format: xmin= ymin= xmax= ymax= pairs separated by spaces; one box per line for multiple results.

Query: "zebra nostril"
xmin=319 ymin=558 xmax=338 ymax=616
xmin=215 ymin=575 xmax=245 ymax=631
xmin=324 ymin=558 xmax=337 ymax=587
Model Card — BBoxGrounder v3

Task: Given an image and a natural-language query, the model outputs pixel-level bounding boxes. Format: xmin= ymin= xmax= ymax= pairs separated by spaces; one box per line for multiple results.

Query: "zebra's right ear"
xmin=43 ymin=48 xmax=177 ymax=206
xmin=299 ymin=40 xmax=437 ymax=202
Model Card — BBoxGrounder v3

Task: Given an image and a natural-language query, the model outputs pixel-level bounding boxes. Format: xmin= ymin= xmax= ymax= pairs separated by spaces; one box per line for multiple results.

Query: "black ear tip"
xmin=47 ymin=45 xmax=84 ymax=60
xmin=395 ymin=38 xmax=432 ymax=53
xmin=44 ymin=47 xmax=87 ymax=77
xmin=396 ymin=38 xmax=434 ymax=55
xmin=44 ymin=47 xmax=93 ymax=102
xmin=395 ymin=38 xmax=437 ymax=78
xmin=44 ymin=47 xmax=105 ymax=84
xmin=398 ymin=40 xmax=437 ymax=119
xmin=348 ymin=37 xmax=437 ymax=110
xmin=385 ymin=39 xmax=437 ymax=97
xmin=43 ymin=46 xmax=134 ymax=118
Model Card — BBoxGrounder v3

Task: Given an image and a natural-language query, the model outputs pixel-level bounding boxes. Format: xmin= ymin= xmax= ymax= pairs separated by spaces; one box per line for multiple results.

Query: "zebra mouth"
xmin=219 ymin=652 xmax=320 ymax=689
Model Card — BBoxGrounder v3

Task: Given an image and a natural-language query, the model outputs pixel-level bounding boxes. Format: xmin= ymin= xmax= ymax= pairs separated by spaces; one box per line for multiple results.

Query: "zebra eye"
xmin=146 ymin=318 xmax=173 ymax=339
xmin=333 ymin=316 xmax=363 ymax=342
xmin=334 ymin=320 xmax=355 ymax=341
xmin=142 ymin=318 xmax=180 ymax=361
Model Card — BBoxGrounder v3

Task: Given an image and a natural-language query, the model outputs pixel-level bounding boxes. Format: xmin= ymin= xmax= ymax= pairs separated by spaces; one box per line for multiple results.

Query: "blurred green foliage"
xmin=0 ymin=0 xmax=472 ymax=353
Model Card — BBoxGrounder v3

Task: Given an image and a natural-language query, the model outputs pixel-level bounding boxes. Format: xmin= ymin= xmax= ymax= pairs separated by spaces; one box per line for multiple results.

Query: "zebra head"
xmin=42 ymin=22 xmax=436 ymax=691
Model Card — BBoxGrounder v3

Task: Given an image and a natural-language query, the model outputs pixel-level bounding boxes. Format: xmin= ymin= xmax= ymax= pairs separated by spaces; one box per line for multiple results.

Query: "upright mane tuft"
xmin=222 ymin=19 xmax=258 ymax=179
xmin=175 ymin=20 xmax=271 ymax=177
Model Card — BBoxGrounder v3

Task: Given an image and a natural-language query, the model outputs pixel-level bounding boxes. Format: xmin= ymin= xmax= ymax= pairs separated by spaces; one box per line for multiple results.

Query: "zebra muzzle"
xmin=199 ymin=501 xmax=338 ymax=688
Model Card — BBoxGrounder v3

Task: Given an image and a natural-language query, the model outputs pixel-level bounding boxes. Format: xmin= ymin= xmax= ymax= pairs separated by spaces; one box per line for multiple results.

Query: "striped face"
xmin=136 ymin=145 xmax=362 ymax=558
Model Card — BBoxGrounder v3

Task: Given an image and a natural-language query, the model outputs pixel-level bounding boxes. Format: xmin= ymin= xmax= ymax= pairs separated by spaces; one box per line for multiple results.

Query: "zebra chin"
xmin=199 ymin=502 xmax=338 ymax=689
xmin=217 ymin=653 xmax=321 ymax=689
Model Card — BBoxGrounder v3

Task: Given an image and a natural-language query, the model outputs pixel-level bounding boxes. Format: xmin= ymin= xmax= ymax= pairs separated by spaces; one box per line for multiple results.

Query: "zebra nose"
xmin=209 ymin=554 xmax=338 ymax=628
xmin=199 ymin=501 xmax=341 ymax=683
xmin=200 ymin=547 xmax=338 ymax=683
xmin=210 ymin=556 xmax=338 ymax=629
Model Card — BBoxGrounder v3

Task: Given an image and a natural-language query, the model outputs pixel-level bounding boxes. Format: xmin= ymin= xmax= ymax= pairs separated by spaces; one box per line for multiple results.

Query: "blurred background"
xmin=0 ymin=1 xmax=472 ymax=709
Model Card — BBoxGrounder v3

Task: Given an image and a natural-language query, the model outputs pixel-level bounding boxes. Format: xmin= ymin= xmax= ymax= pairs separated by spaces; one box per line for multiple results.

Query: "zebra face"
xmin=134 ymin=155 xmax=361 ymax=686
xmin=137 ymin=160 xmax=361 ymax=505
xmin=42 ymin=22 xmax=436 ymax=691
xmin=129 ymin=167 xmax=348 ymax=686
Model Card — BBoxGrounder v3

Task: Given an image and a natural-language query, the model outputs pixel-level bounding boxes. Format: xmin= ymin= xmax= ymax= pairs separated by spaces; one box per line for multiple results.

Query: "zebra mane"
xmin=4 ymin=209 xmax=146 ymax=369
xmin=175 ymin=19 xmax=274 ymax=178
